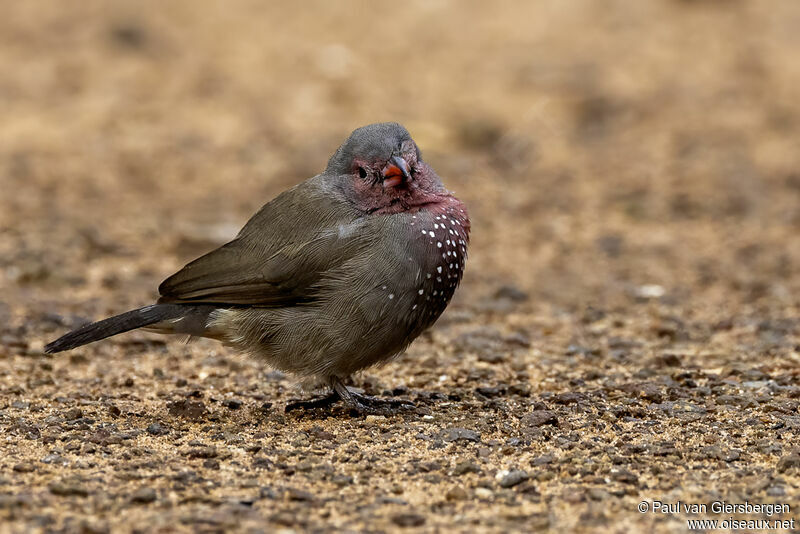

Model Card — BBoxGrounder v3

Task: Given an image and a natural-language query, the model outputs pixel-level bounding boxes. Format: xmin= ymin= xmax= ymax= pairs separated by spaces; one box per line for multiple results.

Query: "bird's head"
xmin=327 ymin=123 xmax=447 ymax=214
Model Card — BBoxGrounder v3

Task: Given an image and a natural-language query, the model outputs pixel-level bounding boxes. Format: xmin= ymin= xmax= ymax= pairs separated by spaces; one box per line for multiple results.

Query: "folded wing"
xmin=158 ymin=178 xmax=363 ymax=307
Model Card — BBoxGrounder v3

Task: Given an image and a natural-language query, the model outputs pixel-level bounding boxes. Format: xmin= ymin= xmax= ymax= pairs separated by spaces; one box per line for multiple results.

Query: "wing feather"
xmin=158 ymin=177 xmax=364 ymax=306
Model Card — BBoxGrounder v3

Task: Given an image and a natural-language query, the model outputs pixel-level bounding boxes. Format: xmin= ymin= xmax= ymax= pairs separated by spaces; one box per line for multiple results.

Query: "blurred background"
xmin=2 ymin=2 xmax=800 ymax=531
xmin=2 ymin=0 xmax=799 ymax=318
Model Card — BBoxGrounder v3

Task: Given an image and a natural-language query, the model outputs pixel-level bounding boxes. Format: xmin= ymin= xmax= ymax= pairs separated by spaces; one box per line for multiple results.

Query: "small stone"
xmin=721 ymin=449 xmax=741 ymax=462
xmin=453 ymin=461 xmax=481 ymax=475
xmin=766 ymin=485 xmax=786 ymax=497
xmin=130 ymin=487 xmax=157 ymax=504
xmin=167 ymin=399 xmax=206 ymax=420
xmin=634 ymin=284 xmax=665 ymax=299
xmin=445 ymin=486 xmax=468 ymax=501
xmin=508 ymin=383 xmax=531 ymax=396
xmin=259 ymin=487 xmax=278 ymax=499
xmin=332 ymin=475 xmax=353 ymax=487
xmin=365 ymin=415 xmax=386 ymax=424
xmin=475 ymin=386 xmax=505 ymax=398
xmin=147 ymin=423 xmax=166 ymax=436
xmin=285 ymin=488 xmax=314 ymax=502
xmin=391 ymin=513 xmax=426 ymax=527
xmin=477 ymin=353 xmax=506 ymax=364
xmin=553 ymin=392 xmax=585 ymax=404
xmin=496 ymin=469 xmax=529 ymax=488
xmin=124 ymin=377 xmax=135 ymax=387
xmin=638 ymin=383 xmax=663 ymax=403
xmin=657 ymin=353 xmax=682 ymax=367
xmin=49 ymin=480 xmax=89 ymax=497
xmin=777 ymin=452 xmax=800 ymax=473
xmin=442 ymin=427 xmax=480 ymax=443
xmin=223 ymin=399 xmax=242 ymax=410
xmin=13 ymin=463 xmax=35 ymax=473
xmin=610 ymin=469 xmax=639 ymax=486
xmin=295 ymin=460 xmax=313 ymax=472
xmin=523 ymin=410 xmax=558 ymax=427
xmin=64 ymin=408 xmax=83 ymax=420
xmin=186 ymin=446 xmax=217 ymax=459
xmin=474 ymin=487 xmax=493 ymax=499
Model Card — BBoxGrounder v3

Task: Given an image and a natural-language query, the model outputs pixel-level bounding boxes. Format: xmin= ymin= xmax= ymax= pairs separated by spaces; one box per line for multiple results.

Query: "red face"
xmin=350 ymin=141 xmax=448 ymax=215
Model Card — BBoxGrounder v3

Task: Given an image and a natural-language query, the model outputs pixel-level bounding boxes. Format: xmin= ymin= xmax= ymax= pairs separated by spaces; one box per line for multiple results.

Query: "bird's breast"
xmin=394 ymin=195 xmax=470 ymax=328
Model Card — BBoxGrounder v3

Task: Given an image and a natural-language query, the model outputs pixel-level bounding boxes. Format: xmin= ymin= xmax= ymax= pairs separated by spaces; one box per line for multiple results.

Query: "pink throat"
xmin=380 ymin=192 xmax=472 ymax=246
xmin=370 ymin=190 xmax=451 ymax=215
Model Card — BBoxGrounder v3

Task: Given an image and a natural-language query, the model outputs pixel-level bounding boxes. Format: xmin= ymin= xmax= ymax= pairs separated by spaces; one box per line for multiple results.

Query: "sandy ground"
xmin=1 ymin=1 xmax=800 ymax=532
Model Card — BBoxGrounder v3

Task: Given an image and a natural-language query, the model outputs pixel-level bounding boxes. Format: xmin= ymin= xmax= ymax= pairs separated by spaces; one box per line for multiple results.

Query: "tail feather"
xmin=44 ymin=304 xmax=189 ymax=354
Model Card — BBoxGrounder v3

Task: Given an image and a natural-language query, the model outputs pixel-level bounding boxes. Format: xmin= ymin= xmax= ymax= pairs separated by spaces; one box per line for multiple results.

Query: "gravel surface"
xmin=2 ymin=1 xmax=800 ymax=532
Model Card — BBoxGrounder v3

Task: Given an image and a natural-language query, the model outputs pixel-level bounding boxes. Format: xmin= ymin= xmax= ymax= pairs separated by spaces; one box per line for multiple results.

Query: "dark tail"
xmin=44 ymin=304 xmax=189 ymax=354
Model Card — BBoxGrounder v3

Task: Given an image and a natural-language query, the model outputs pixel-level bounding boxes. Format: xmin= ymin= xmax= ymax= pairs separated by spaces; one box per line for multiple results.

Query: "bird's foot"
xmin=332 ymin=380 xmax=415 ymax=415
xmin=284 ymin=379 xmax=415 ymax=415
xmin=284 ymin=392 xmax=340 ymax=412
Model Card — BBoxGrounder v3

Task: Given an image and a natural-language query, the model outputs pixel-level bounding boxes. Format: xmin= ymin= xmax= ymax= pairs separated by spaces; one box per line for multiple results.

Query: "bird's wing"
xmin=158 ymin=178 xmax=363 ymax=306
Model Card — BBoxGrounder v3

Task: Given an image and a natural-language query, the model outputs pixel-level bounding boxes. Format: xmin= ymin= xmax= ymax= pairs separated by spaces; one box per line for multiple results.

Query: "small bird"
xmin=45 ymin=123 xmax=470 ymax=413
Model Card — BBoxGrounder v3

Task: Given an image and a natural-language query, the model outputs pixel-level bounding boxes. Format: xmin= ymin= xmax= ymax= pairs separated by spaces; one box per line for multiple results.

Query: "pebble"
xmin=610 ymin=469 xmax=639 ymax=486
xmin=130 ymin=487 xmax=157 ymax=504
xmin=64 ymin=407 xmax=83 ymax=420
xmin=553 ymin=392 xmax=586 ymax=404
xmin=167 ymin=399 xmax=206 ymax=420
xmin=146 ymin=423 xmax=166 ymax=435
xmin=475 ymin=386 xmax=506 ymax=398
xmin=332 ymin=475 xmax=353 ymax=487
xmin=496 ymin=469 xmax=529 ymax=488
xmin=777 ymin=451 xmax=800 ymax=473
xmin=285 ymin=488 xmax=314 ymax=502
xmin=223 ymin=399 xmax=243 ymax=410
xmin=445 ymin=486 xmax=468 ymax=501
xmin=634 ymin=284 xmax=665 ymax=299
xmin=523 ymin=410 xmax=558 ymax=427
xmin=186 ymin=446 xmax=218 ymax=459
xmin=474 ymin=487 xmax=494 ymax=499
xmin=391 ymin=513 xmax=426 ymax=527
xmin=364 ymin=415 xmax=385 ymax=424
xmin=477 ymin=352 xmax=506 ymax=364
xmin=49 ymin=480 xmax=89 ymax=497
xmin=13 ymin=463 xmax=35 ymax=473
xmin=453 ymin=461 xmax=481 ymax=475
xmin=441 ymin=427 xmax=481 ymax=443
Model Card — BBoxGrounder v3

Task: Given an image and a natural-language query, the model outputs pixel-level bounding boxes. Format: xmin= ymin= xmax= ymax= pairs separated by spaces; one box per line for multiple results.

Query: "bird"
xmin=45 ymin=122 xmax=470 ymax=414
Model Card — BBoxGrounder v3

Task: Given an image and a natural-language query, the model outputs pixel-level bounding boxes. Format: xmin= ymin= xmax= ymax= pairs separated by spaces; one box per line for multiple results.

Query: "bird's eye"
xmin=358 ymin=167 xmax=367 ymax=179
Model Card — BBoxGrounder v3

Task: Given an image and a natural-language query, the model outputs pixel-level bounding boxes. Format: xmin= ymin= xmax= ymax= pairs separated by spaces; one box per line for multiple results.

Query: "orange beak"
xmin=382 ymin=156 xmax=411 ymax=188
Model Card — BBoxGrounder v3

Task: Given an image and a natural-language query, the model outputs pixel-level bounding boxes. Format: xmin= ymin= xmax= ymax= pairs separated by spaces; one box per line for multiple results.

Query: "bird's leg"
xmin=331 ymin=378 xmax=415 ymax=414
